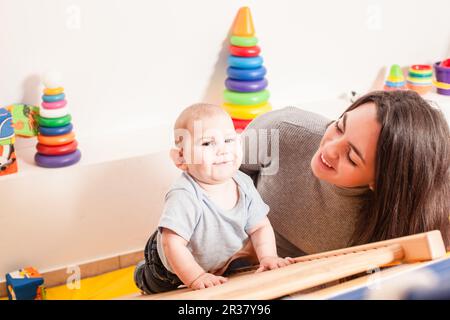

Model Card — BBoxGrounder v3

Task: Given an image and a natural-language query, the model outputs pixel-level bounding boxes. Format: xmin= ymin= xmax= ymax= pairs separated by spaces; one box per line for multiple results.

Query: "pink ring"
xmin=41 ymin=99 xmax=67 ymax=110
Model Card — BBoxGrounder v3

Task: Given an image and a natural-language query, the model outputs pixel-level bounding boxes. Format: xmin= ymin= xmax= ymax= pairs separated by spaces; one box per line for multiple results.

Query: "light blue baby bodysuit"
xmin=156 ymin=170 xmax=269 ymax=274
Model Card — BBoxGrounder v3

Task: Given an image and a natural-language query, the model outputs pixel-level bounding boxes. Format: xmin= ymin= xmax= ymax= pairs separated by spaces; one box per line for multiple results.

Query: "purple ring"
xmin=35 ymin=149 xmax=81 ymax=168
xmin=225 ymin=78 xmax=268 ymax=92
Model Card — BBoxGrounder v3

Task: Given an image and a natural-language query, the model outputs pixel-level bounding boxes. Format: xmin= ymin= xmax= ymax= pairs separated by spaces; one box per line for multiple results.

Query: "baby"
xmin=134 ymin=103 xmax=294 ymax=293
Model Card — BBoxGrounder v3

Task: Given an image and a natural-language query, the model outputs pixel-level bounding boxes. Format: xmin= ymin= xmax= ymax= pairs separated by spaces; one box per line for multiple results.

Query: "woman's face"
xmin=311 ymin=102 xmax=381 ymax=188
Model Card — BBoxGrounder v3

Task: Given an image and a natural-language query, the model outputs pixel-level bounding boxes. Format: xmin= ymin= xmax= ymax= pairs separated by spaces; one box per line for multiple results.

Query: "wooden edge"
xmin=294 ymin=230 xmax=446 ymax=263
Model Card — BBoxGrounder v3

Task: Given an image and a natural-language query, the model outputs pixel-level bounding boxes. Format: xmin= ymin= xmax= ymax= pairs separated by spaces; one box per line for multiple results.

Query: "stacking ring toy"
xmin=44 ymin=87 xmax=64 ymax=95
xmin=37 ymin=132 xmax=75 ymax=146
xmin=39 ymin=105 xmax=69 ymax=119
xmin=385 ymin=81 xmax=406 ymax=87
xmin=232 ymin=118 xmax=253 ymax=131
xmin=227 ymin=66 xmax=266 ymax=81
xmin=37 ymin=114 xmax=72 ymax=127
xmin=39 ymin=123 xmax=73 ymax=136
xmin=35 ymin=149 xmax=81 ymax=168
xmin=230 ymin=36 xmax=258 ymax=47
xmin=229 ymin=45 xmax=261 ymax=57
xmin=223 ymin=102 xmax=271 ymax=120
xmin=42 ymin=93 xmax=65 ymax=102
xmin=432 ymin=79 xmax=450 ymax=89
xmin=41 ymin=100 xmax=67 ymax=110
xmin=36 ymin=140 xmax=78 ymax=156
xmin=228 ymin=56 xmax=263 ymax=69
xmin=223 ymin=89 xmax=269 ymax=106
xmin=225 ymin=78 xmax=268 ymax=92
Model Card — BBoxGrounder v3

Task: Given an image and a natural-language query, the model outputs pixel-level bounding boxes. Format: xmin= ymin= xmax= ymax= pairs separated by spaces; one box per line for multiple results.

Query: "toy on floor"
xmin=383 ymin=64 xmax=406 ymax=91
xmin=223 ymin=7 xmax=272 ymax=132
xmin=6 ymin=267 xmax=46 ymax=300
xmin=432 ymin=59 xmax=450 ymax=96
xmin=406 ymin=64 xmax=433 ymax=95
xmin=35 ymin=72 xmax=81 ymax=168
xmin=0 ymin=107 xmax=18 ymax=176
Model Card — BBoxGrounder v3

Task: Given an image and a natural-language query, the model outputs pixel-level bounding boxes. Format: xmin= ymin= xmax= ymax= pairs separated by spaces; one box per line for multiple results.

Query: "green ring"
xmin=37 ymin=114 xmax=72 ymax=128
xmin=223 ymin=89 xmax=270 ymax=106
xmin=230 ymin=36 xmax=258 ymax=47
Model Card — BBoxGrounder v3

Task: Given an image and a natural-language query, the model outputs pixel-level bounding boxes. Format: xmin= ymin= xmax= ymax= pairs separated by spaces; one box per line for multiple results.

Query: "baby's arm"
xmin=248 ymin=217 xmax=295 ymax=272
xmin=161 ymin=228 xmax=228 ymax=289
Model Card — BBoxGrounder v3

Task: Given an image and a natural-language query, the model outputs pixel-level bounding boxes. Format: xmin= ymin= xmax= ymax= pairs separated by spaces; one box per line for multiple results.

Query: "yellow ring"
xmin=387 ymin=76 xmax=404 ymax=82
xmin=432 ymin=79 xmax=450 ymax=89
xmin=44 ymin=87 xmax=64 ymax=95
xmin=408 ymin=67 xmax=432 ymax=75
xmin=223 ymin=102 xmax=272 ymax=120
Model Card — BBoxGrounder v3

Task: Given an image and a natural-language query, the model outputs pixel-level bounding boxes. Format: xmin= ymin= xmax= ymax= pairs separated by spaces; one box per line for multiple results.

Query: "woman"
xmin=240 ymin=90 xmax=449 ymax=258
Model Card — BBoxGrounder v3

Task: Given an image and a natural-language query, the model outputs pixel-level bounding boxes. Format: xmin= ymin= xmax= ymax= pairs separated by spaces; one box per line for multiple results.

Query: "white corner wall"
xmin=0 ymin=0 xmax=449 ymax=280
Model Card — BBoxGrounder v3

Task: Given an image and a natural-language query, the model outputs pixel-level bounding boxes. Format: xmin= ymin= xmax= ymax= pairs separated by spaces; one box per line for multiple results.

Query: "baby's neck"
xmin=194 ymin=177 xmax=234 ymax=195
xmin=191 ymin=176 xmax=239 ymax=211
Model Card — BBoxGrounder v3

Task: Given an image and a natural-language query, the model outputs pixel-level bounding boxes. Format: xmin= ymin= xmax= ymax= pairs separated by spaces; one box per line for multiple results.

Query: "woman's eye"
xmin=202 ymin=141 xmax=213 ymax=147
xmin=347 ymin=153 xmax=357 ymax=166
xmin=335 ymin=121 xmax=343 ymax=133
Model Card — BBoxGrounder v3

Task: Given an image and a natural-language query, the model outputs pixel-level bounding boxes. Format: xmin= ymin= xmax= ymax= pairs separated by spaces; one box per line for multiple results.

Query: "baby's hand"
xmin=189 ymin=272 xmax=228 ymax=290
xmin=256 ymin=256 xmax=295 ymax=273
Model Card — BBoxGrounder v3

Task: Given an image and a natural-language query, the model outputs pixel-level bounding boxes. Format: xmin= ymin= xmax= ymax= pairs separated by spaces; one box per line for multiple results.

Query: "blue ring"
xmin=225 ymin=78 xmax=268 ymax=92
xmin=407 ymin=80 xmax=432 ymax=86
xmin=385 ymin=81 xmax=405 ymax=87
xmin=39 ymin=123 xmax=73 ymax=136
xmin=42 ymin=93 xmax=65 ymax=102
xmin=228 ymin=56 xmax=263 ymax=69
xmin=227 ymin=66 xmax=266 ymax=81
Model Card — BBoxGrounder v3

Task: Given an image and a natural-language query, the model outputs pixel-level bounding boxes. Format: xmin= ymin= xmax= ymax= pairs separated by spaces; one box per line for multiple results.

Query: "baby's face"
xmin=184 ymin=114 xmax=242 ymax=184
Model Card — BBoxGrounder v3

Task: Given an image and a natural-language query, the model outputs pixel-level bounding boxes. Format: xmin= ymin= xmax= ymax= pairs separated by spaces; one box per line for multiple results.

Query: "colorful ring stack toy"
xmin=383 ymin=64 xmax=406 ymax=91
xmin=433 ymin=59 xmax=450 ymax=96
xmin=406 ymin=65 xmax=433 ymax=95
xmin=223 ymin=7 xmax=271 ymax=132
xmin=35 ymin=73 xmax=81 ymax=168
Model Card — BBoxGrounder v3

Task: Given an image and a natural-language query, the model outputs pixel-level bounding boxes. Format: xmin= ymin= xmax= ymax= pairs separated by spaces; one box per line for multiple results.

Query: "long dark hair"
xmin=346 ymin=90 xmax=450 ymax=248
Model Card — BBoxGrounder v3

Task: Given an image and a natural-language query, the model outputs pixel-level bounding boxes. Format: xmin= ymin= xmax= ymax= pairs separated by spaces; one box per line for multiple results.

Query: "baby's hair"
xmin=173 ymin=103 xmax=229 ymax=147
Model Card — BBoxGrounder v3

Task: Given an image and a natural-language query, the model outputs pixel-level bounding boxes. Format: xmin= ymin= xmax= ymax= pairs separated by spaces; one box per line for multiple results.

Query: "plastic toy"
xmin=225 ymin=78 xmax=268 ymax=92
xmin=35 ymin=73 xmax=81 ymax=168
xmin=39 ymin=123 xmax=73 ymax=136
xmin=35 ymin=149 xmax=81 ymax=168
xmin=223 ymin=102 xmax=272 ymax=119
xmin=37 ymin=132 xmax=75 ymax=146
xmin=36 ymin=140 xmax=78 ymax=155
xmin=0 ymin=107 xmax=18 ymax=176
xmin=39 ymin=105 xmax=69 ymax=118
xmin=406 ymin=65 xmax=433 ymax=95
xmin=222 ymin=7 xmax=272 ymax=132
xmin=6 ymin=104 xmax=39 ymax=137
xmin=41 ymin=100 xmax=67 ymax=109
xmin=433 ymin=60 xmax=450 ymax=95
xmin=383 ymin=65 xmax=406 ymax=91
xmin=227 ymin=66 xmax=266 ymax=81
xmin=6 ymin=267 xmax=46 ymax=300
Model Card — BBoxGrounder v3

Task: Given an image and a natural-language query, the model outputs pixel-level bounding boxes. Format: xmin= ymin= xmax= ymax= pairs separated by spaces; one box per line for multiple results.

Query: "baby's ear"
xmin=169 ymin=147 xmax=188 ymax=171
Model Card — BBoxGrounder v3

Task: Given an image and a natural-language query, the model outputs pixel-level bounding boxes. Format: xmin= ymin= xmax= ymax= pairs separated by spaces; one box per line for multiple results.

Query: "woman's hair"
xmin=345 ymin=90 xmax=450 ymax=248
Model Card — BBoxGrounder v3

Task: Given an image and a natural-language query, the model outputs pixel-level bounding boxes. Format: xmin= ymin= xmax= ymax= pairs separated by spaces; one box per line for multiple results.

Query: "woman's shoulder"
xmin=245 ymin=106 xmax=331 ymax=137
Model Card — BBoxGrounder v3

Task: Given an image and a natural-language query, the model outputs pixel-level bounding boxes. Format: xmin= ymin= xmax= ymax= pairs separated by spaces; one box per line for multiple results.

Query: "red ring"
xmin=411 ymin=64 xmax=432 ymax=71
xmin=36 ymin=140 xmax=78 ymax=156
xmin=229 ymin=45 xmax=261 ymax=57
xmin=232 ymin=118 xmax=253 ymax=132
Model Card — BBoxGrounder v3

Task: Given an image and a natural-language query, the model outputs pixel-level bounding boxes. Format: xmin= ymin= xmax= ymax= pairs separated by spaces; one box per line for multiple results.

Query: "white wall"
xmin=0 ymin=0 xmax=449 ymax=280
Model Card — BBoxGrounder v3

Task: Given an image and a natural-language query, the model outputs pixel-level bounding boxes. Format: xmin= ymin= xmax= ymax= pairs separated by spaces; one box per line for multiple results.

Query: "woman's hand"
xmin=189 ymin=273 xmax=228 ymax=290
xmin=255 ymin=256 xmax=295 ymax=273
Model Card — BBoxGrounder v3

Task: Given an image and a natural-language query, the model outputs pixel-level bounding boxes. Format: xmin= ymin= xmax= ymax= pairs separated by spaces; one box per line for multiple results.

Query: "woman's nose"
xmin=327 ymin=137 xmax=346 ymax=159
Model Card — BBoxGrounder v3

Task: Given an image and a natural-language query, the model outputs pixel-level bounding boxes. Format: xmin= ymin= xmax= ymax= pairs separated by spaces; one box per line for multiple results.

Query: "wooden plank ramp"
xmin=119 ymin=230 xmax=446 ymax=300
